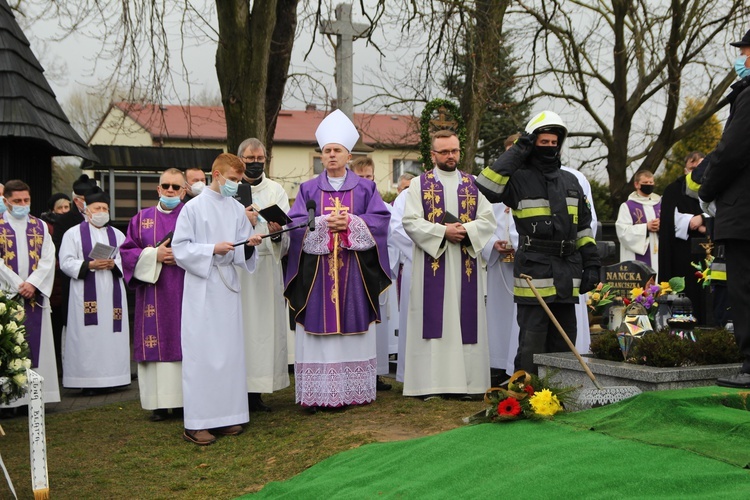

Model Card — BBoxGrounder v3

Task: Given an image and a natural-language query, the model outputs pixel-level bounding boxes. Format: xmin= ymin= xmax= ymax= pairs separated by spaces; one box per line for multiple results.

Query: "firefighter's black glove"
xmin=579 ymin=266 xmax=600 ymax=295
xmin=513 ymin=132 xmax=536 ymax=160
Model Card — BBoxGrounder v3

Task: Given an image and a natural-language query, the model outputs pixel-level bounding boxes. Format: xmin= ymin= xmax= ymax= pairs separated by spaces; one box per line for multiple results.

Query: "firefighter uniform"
xmin=476 ymin=111 xmax=600 ymax=373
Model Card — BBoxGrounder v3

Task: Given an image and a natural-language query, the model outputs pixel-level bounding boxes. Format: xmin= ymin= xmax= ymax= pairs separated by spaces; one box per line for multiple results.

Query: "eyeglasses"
xmin=160 ymin=183 xmax=183 ymax=191
xmin=241 ymin=155 xmax=266 ymax=163
xmin=432 ymin=149 xmax=460 ymax=157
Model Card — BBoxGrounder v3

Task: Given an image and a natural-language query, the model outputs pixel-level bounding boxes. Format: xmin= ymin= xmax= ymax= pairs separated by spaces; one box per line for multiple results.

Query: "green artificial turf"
xmin=250 ymin=387 xmax=750 ymax=499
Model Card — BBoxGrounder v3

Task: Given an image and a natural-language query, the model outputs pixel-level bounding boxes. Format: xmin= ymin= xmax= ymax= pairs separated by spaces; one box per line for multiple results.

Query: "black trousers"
xmin=724 ymin=239 xmax=750 ymax=373
xmin=514 ymin=303 xmax=577 ymax=374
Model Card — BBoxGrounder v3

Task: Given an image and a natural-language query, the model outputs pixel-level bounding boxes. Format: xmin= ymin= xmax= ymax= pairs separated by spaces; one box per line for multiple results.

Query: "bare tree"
xmin=515 ymin=0 xmax=750 ymax=215
xmin=17 ymin=1 xmax=300 ymax=157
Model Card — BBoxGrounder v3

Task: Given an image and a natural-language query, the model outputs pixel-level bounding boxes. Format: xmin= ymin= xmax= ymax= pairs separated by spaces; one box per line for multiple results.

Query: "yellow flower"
xmin=591 ymin=292 xmax=601 ymax=302
xmin=660 ymin=281 xmax=672 ymax=293
xmin=630 ymin=287 xmax=644 ymax=299
xmin=529 ymin=389 xmax=562 ymax=416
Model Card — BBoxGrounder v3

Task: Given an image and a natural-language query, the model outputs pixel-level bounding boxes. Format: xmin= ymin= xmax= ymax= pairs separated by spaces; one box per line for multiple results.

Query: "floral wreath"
xmin=419 ymin=99 xmax=467 ymax=171
xmin=0 ymin=293 xmax=31 ymax=405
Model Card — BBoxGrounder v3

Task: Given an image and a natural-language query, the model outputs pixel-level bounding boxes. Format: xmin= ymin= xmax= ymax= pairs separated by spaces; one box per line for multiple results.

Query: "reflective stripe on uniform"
xmin=477 ymin=168 xmax=509 ymax=194
xmin=576 ymin=236 xmax=596 ymax=249
xmin=686 ymin=172 xmax=701 ymax=194
xmin=711 ymin=262 xmax=727 ymax=282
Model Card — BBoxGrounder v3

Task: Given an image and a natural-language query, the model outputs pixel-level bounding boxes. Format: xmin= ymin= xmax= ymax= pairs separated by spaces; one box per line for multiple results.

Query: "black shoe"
xmin=248 ymin=393 xmax=272 ymax=412
xmin=376 ymin=376 xmax=392 ymax=391
xmin=150 ymin=409 xmax=169 ymax=422
xmin=717 ymin=372 xmax=750 ymax=388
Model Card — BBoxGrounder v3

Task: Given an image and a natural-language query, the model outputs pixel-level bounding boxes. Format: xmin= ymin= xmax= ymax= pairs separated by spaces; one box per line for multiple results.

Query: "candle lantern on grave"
xmin=616 ymin=302 xmax=653 ymax=359
xmin=667 ymin=294 xmax=696 ymax=341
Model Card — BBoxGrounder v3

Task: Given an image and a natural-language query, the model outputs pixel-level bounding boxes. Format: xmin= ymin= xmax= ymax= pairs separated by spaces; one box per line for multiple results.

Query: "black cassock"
xmin=658 ymin=175 xmax=709 ymax=324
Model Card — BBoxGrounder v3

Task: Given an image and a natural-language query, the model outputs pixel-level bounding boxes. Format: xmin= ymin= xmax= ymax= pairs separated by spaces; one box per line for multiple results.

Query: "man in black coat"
xmin=52 ymin=174 xmax=97 ymax=332
xmin=658 ymin=152 xmax=709 ymax=324
xmin=698 ymin=28 xmax=750 ymax=388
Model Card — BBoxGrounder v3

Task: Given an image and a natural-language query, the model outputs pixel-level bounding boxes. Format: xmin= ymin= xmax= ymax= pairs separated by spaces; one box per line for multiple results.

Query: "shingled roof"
xmin=0 ymin=0 xmax=96 ymax=161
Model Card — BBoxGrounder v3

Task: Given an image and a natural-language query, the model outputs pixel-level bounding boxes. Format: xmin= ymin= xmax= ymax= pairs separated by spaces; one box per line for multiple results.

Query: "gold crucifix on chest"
xmin=324 ymin=196 xmax=349 ymax=332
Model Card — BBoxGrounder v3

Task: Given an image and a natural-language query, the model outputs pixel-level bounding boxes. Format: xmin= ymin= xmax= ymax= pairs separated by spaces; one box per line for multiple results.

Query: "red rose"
xmin=523 ymin=385 xmax=535 ymax=396
xmin=497 ymin=397 xmax=522 ymax=417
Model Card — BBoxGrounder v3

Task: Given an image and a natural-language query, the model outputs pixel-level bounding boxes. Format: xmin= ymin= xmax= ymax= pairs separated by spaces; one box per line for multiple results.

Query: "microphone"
xmin=306 ymin=199 xmax=316 ymax=232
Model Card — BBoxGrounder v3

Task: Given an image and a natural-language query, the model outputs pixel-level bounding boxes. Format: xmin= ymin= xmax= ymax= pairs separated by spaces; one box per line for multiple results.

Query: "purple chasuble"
xmin=285 ymin=172 xmax=391 ymax=335
xmin=79 ymin=222 xmax=123 ymax=332
xmin=419 ymin=169 xmax=479 ymax=344
xmin=0 ymin=217 xmax=46 ymax=367
xmin=625 ymin=199 xmax=662 ymax=267
xmin=120 ymin=205 xmax=185 ymax=362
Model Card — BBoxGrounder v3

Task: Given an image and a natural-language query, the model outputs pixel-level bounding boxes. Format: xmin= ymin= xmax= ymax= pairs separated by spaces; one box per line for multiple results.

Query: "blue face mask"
xmin=219 ymin=173 xmax=239 ymax=198
xmin=735 ymin=55 xmax=750 ymax=79
xmin=9 ymin=204 xmax=30 ymax=219
xmin=0 ymin=198 xmax=6 ymax=215
xmin=159 ymin=196 xmax=181 ymax=209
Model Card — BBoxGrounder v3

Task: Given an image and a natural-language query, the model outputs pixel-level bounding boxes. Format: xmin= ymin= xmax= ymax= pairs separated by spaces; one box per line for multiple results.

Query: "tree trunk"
xmin=459 ymin=0 xmax=508 ymax=172
xmin=216 ymin=0 xmax=288 ymax=157
xmin=265 ymin=0 xmax=300 ymax=163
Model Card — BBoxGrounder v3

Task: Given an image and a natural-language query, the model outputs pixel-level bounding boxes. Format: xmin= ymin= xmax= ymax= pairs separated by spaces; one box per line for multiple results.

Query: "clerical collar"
xmin=156 ymin=203 xmax=173 ymax=214
xmin=328 ymin=171 xmax=347 ymax=191
xmin=249 ymin=175 xmax=264 ymax=186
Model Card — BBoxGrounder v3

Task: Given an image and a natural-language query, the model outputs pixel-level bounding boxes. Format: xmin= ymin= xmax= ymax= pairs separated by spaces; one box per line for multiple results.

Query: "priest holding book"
xmin=401 ymin=129 xmax=496 ymax=399
xmin=237 ymin=138 xmax=291 ymax=412
xmin=59 ymin=186 xmax=130 ymax=394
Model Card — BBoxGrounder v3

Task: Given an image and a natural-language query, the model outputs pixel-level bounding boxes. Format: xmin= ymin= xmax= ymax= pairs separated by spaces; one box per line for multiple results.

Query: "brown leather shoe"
xmin=212 ymin=425 xmax=244 ymax=436
xmin=182 ymin=429 xmax=216 ymax=446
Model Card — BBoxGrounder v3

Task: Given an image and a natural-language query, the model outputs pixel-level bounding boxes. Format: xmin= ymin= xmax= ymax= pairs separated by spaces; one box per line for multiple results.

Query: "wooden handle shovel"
xmin=520 ymin=274 xmax=603 ymax=390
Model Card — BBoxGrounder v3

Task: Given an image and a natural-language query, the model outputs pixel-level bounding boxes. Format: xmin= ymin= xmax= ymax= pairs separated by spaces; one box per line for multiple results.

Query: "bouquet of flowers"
xmin=586 ymin=282 xmax=617 ymax=315
xmin=0 ymin=293 xmax=31 ymax=405
xmin=691 ymin=257 xmax=713 ymax=287
xmin=466 ymin=371 xmax=575 ymax=424
xmin=624 ymin=277 xmax=685 ymax=322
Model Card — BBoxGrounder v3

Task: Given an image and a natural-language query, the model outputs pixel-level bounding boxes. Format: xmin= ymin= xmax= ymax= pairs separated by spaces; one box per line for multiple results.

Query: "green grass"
xmin=0 ymin=380 xmax=483 ymax=499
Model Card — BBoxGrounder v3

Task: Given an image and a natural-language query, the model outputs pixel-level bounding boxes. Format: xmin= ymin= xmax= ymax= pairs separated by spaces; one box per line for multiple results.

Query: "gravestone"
xmin=601 ymin=260 xmax=656 ymax=300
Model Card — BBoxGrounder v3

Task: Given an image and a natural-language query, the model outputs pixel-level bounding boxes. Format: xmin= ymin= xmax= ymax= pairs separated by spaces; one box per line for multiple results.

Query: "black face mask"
xmin=245 ymin=162 xmax=265 ymax=179
xmin=639 ymin=184 xmax=655 ymax=195
xmin=530 ymin=146 xmax=560 ymax=172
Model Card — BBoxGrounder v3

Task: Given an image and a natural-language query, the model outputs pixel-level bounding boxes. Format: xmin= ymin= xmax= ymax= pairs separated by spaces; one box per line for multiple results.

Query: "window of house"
xmin=392 ymin=159 xmax=423 ymax=184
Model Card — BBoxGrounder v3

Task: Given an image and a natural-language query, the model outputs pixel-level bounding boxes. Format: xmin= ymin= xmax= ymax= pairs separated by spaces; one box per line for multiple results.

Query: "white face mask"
xmin=89 ymin=212 xmax=110 ymax=227
xmin=190 ymin=181 xmax=206 ymax=196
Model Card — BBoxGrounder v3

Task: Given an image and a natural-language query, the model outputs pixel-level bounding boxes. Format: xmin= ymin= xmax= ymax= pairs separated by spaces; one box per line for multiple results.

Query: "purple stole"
xmin=625 ymin=199 xmax=662 ymax=267
xmin=79 ymin=222 xmax=123 ymax=332
xmin=0 ymin=217 xmax=45 ymax=367
xmin=420 ymin=169 xmax=478 ymax=344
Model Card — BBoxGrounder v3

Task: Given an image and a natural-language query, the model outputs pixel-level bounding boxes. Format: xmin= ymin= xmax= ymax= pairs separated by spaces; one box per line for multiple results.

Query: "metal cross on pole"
xmin=319 ymin=3 xmax=368 ymax=120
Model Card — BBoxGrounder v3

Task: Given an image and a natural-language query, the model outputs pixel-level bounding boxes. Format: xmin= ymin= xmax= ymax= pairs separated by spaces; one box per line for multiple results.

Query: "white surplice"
xmin=481 ymin=203 xmax=519 ymax=371
xmin=0 ymin=214 xmax=60 ymax=406
xmin=616 ymin=191 xmax=662 ymax=274
xmin=402 ymin=169 xmax=496 ymax=396
xmin=240 ymin=176 xmax=290 ymax=393
xmin=60 ymin=222 xmax=130 ymax=389
xmin=172 ymin=188 xmax=256 ymax=430
xmin=388 ymin=189 xmax=413 ymax=383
